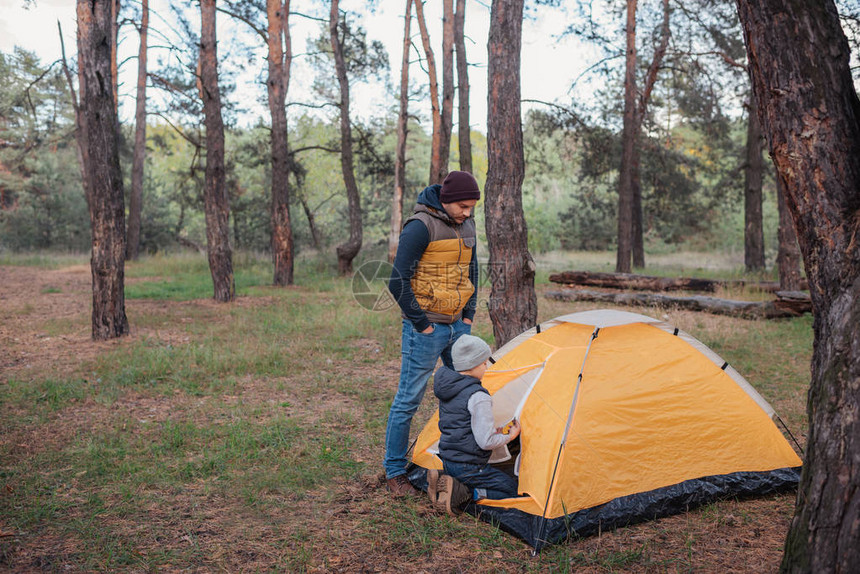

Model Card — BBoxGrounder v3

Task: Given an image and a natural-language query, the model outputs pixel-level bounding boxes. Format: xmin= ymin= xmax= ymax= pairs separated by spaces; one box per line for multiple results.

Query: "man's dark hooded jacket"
xmin=388 ymin=184 xmax=478 ymax=332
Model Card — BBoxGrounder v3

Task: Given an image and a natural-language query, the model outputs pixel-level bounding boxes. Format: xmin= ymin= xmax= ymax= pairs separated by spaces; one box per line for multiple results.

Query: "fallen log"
xmin=773 ymin=291 xmax=813 ymax=316
xmin=545 ymin=289 xmax=812 ymax=319
xmin=548 ymin=270 xmax=808 ymax=293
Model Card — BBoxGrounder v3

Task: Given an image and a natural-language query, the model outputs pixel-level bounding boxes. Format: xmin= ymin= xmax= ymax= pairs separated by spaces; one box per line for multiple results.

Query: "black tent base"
xmin=407 ymin=465 xmax=801 ymax=552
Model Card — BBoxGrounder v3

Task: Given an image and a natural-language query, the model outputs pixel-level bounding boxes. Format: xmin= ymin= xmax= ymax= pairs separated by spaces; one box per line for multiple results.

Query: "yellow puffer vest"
xmin=405 ymin=207 xmax=476 ymax=323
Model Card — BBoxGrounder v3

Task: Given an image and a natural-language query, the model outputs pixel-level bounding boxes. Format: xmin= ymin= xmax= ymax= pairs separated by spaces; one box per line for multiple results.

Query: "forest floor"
xmin=0 ymin=262 xmax=806 ymax=573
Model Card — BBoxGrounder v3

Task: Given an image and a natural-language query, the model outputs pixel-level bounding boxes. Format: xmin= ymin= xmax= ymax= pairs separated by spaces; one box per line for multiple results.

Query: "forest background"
xmin=2 ymin=0 xmax=856 ymax=263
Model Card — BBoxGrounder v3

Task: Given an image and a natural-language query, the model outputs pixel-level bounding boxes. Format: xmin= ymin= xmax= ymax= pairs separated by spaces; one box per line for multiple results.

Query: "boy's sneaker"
xmin=435 ymin=474 xmax=471 ymax=515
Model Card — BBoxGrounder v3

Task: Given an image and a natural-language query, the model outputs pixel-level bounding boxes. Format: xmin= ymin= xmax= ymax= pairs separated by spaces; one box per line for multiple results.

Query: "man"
xmin=384 ymin=171 xmax=481 ymax=496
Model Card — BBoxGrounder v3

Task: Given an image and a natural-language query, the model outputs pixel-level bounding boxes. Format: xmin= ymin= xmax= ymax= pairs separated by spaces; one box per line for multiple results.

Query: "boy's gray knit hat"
xmin=452 ymin=335 xmax=492 ymax=372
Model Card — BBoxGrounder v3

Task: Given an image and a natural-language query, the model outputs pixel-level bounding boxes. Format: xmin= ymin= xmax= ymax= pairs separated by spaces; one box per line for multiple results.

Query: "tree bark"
xmin=389 ymin=0 xmax=413 ymax=264
xmin=414 ymin=0 xmax=443 ymax=184
xmin=438 ymin=0 xmax=454 ymax=182
xmin=776 ymin=175 xmax=802 ymax=291
xmin=199 ymin=0 xmax=235 ymax=302
xmin=330 ymin=0 xmax=362 ymax=275
xmin=454 ymin=0 xmax=471 ymax=173
xmin=485 ymin=0 xmax=536 ymax=347
xmin=267 ymin=0 xmax=294 ymax=286
xmin=744 ymin=97 xmax=765 ymax=271
xmin=616 ymin=0 xmax=638 ymax=273
xmin=127 ymin=0 xmax=148 ymax=260
xmin=735 ymin=1 xmax=860 ymax=571
xmin=76 ymin=0 xmax=129 ymax=340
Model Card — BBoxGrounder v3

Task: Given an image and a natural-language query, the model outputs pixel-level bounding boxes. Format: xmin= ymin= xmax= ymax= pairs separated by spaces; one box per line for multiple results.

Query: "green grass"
xmin=0 ymin=250 xmax=814 ymax=572
xmin=2 ymin=402 xmax=366 ymax=568
xmin=125 ymin=251 xmax=343 ymax=300
xmin=124 ymin=254 xmax=272 ymax=300
xmin=0 ymin=251 xmax=88 ymax=268
xmin=4 ymin=377 xmax=89 ymax=419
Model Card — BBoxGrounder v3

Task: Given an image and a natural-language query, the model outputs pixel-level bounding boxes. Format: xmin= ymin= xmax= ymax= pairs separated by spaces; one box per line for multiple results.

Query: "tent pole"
xmin=533 ymin=327 xmax=600 ymax=552
xmin=776 ymin=414 xmax=805 ymax=459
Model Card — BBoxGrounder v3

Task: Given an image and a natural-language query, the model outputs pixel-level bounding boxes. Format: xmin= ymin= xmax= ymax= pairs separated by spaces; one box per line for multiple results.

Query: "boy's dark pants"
xmin=443 ymin=459 xmax=519 ymax=500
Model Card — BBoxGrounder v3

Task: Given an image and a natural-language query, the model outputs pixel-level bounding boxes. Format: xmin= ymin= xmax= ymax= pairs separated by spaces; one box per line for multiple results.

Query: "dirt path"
xmin=0 ymin=265 xmax=98 ymax=376
xmin=0 ymin=265 xmax=246 ymax=378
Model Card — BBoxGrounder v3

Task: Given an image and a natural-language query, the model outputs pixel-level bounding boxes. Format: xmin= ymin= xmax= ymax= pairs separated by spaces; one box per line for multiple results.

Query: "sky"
xmin=0 ymin=0 xmax=594 ymax=134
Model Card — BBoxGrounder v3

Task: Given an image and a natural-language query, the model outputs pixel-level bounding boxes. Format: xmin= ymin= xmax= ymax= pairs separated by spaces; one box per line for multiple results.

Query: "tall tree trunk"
xmin=744 ymin=97 xmax=765 ymax=272
xmin=776 ymin=175 xmax=801 ymax=291
xmin=127 ymin=0 xmax=148 ymax=260
xmin=414 ymin=0 xmax=443 ymax=184
xmin=631 ymin=0 xmax=669 ymax=270
xmin=389 ymin=0 xmax=413 ymax=264
xmin=736 ymin=1 xmax=860 ymax=571
xmin=330 ymin=0 xmax=362 ymax=275
xmin=616 ymin=0 xmax=638 ymax=273
xmin=111 ymin=0 xmax=120 ymax=111
xmin=486 ymin=0 xmax=536 ymax=347
xmin=631 ymin=143 xmax=644 ymax=268
xmin=454 ymin=0 xmax=471 ymax=173
xmin=58 ymin=21 xmax=90 ymax=202
xmin=267 ymin=0 xmax=294 ymax=286
xmin=437 ymin=0 xmax=454 ymax=182
xmin=76 ymin=0 xmax=129 ymax=340
xmin=199 ymin=0 xmax=235 ymax=302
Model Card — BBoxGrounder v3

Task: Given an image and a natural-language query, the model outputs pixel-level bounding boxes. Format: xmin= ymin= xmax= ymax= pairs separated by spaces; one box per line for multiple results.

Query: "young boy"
xmin=427 ymin=335 xmax=522 ymax=514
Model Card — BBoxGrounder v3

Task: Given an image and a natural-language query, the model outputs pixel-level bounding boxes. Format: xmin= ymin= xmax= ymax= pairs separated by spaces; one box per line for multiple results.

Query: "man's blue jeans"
xmin=384 ymin=319 xmax=471 ymax=479
xmin=443 ymin=459 xmax=519 ymax=501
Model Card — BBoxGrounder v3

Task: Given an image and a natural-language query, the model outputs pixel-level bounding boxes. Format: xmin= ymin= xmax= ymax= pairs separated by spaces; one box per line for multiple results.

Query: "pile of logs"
xmin=546 ymin=271 xmax=811 ymax=319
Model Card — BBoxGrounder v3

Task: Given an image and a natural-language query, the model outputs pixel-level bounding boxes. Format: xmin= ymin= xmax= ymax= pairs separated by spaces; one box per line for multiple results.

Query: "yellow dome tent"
xmin=407 ymin=310 xmax=802 ymax=550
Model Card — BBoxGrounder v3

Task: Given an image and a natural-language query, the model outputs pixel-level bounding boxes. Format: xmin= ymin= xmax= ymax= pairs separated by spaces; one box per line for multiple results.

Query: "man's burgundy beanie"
xmin=440 ymin=171 xmax=480 ymax=203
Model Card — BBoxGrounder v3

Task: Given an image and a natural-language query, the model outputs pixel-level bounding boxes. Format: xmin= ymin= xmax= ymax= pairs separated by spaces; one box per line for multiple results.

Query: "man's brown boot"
xmin=386 ymin=474 xmax=419 ymax=497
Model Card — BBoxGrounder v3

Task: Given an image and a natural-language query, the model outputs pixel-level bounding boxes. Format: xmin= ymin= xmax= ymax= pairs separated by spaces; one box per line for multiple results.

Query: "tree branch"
xmin=286 ymin=100 xmax=338 ymax=111
xmin=312 ymin=191 xmax=340 ymax=212
xmin=216 ymin=6 xmax=267 ymax=43
xmin=569 ymin=53 xmax=623 ymax=90
xmin=57 ymin=20 xmax=80 ymax=116
xmin=151 ymin=111 xmax=201 ymax=148
xmin=21 ymin=60 xmax=59 ymax=121
xmin=521 ymin=99 xmax=586 ymax=127
xmin=148 ymin=72 xmax=199 ymax=104
xmin=292 ymin=11 xmax=327 ymax=23
xmin=289 ymin=144 xmax=341 ymax=155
